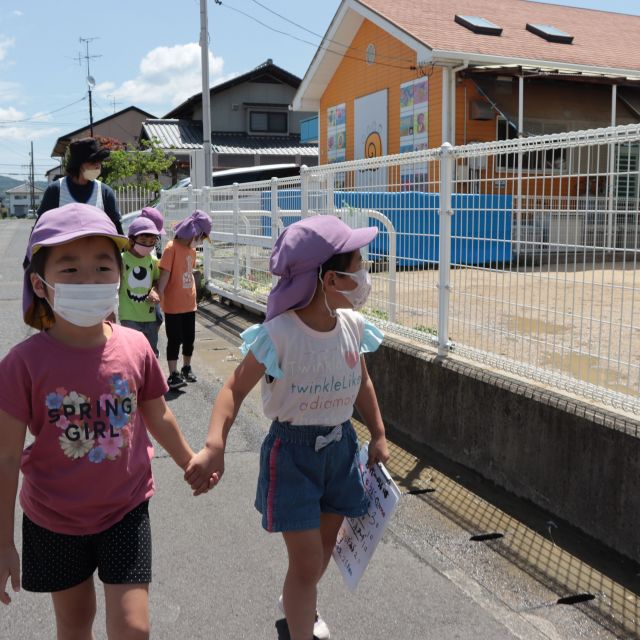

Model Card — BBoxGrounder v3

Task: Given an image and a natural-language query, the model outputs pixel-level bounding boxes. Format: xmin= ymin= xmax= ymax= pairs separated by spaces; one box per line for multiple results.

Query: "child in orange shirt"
xmin=157 ymin=210 xmax=212 ymax=390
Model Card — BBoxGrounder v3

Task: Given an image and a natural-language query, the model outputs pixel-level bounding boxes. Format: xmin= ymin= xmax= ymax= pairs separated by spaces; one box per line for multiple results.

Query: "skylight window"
xmin=526 ymin=23 xmax=573 ymax=44
xmin=455 ymin=15 xmax=503 ymax=36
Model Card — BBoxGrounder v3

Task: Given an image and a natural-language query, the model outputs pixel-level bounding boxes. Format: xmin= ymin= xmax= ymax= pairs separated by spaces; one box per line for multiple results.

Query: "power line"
xmin=218 ymin=2 xmax=415 ymax=72
xmin=245 ymin=0 xmax=416 ymax=66
xmin=0 ymin=97 xmax=86 ymax=124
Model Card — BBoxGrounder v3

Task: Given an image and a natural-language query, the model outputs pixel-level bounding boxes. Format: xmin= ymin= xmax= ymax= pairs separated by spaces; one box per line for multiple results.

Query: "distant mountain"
xmin=0 ymin=175 xmax=22 ymax=192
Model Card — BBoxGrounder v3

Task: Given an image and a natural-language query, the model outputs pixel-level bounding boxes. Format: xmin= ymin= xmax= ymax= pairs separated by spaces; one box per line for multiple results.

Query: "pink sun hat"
xmin=128 ymin=206 xmax=165 ymax=237
xmin=265 ymin=215 xmax=378 ymax=321
xmin=23 ymin=203 xmax=128 ymax=329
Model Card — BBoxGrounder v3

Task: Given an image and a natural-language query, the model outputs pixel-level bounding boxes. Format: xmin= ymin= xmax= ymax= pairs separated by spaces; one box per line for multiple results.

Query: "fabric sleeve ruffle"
xmin=240 ymin=324 xmax=283 ymax=379
xmin=360 ymin=320 xmax=384 ymax=354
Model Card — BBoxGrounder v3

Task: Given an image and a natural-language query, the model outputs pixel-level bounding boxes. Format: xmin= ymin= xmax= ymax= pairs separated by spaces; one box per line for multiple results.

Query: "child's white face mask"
xmin=39 ymin=277 xmax=119 ymax=327
xmin=333 ymin=268 xmax=372 ymax=310
xmin=134 ymin=242 xmax=155 ymax=256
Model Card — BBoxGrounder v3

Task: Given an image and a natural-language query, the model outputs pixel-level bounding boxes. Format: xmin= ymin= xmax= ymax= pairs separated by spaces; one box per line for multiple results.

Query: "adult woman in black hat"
xmin=37 ymin=137 xmax=123 ymax=234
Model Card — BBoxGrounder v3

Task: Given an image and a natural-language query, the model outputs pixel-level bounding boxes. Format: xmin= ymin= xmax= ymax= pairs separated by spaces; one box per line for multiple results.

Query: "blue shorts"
xmin=255 ymin=420 xmax=369 ymax=532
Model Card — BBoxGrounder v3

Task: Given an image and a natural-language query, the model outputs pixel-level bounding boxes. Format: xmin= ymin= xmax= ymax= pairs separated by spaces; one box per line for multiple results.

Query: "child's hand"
xmin=184 ymin=445 xmax=225 ymax=496
xmin=0 ymin=545 xmax=20 ymax=605
xmin=147 ymin=289 xmax=160 ymax=305
xmin=367 ymin=434 xmax=390 ymax=469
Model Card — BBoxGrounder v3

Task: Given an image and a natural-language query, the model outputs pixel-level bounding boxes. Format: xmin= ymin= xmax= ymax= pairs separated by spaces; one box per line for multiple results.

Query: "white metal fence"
xmin=115 ymin=185 xmax=157 ymax=215
xmin=155 ymin=124 xmax=640 ymax=416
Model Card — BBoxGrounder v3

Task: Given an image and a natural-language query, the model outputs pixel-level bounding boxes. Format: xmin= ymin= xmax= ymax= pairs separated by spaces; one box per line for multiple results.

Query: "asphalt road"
xmin=0 ymin=219 xmax=626 ymax=640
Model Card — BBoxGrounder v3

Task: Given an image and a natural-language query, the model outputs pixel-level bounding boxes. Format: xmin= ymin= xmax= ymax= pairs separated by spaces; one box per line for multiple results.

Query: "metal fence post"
xmin=327 ymin=173 xmax=335 ymax=215
xmin=232 ymin=182 xmax=240 ymax=292
xmin=300 ymin=164 xmax=309 ymax=217
xmin=438 ymin=142 xmax=454 ymax=356
xmin=271 ymin=177 xmax=280 ymax=288
xmin=202 ymin=187 xmax=211 ymax=282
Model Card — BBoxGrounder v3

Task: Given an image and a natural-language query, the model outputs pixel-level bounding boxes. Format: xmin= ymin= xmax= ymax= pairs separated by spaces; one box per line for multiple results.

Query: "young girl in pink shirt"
xmin=0 ymin=203 xmax=199 ymax=638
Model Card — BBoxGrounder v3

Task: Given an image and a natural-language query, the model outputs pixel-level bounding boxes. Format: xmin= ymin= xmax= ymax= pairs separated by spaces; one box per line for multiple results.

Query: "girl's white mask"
xmin=334 ymin=268 xmax=372 ymax=310
xmin=82 ymin=168 xmax=101 ymax=181
xmin=39 ymin=277 xmax=119 ymax=327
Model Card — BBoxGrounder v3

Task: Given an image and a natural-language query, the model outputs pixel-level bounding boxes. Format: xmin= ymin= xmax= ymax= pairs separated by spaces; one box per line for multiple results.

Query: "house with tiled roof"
xmin=50 ymin=106 xmax=156 ymax=164
xmin=141 ymin=59 xmax=318 ymax=180
xmin=293 ymin=0 xmax=640 ymax=180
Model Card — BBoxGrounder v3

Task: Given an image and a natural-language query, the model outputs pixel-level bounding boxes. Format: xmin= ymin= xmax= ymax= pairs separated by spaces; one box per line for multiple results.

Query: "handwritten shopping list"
xmin=332 ymin=444 xmax=401 ymax=590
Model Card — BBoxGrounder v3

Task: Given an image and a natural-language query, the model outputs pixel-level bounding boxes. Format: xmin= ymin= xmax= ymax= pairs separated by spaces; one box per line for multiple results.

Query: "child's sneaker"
xmin=278 ymin=594 xmax=330 ymax=640
xmin=167 ymin=371 xmax=187 ymax=390
xmin=181 ymin=365 xmax=198 ymax=383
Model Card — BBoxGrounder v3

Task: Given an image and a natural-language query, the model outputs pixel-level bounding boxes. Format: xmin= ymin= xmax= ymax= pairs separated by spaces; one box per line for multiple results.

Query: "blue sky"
xmin=0 ymin=0 xmax=638 ymax=180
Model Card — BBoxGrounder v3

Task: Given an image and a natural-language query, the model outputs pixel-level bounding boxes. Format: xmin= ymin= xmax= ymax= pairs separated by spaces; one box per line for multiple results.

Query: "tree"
xmin=101 ymin=138 xmax=175 ymax=192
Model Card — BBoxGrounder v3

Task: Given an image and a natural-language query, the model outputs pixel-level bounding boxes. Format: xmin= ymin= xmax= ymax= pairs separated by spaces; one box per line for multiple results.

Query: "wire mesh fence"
xmin=154 ymin=124 xmax=640 ymax=415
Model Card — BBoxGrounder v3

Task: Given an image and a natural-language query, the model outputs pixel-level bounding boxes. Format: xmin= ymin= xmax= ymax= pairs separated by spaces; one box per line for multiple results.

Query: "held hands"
xmin=0 ymin=545 xmax=20 ymax=605
xmin=147 ymin=289 xmax=160 ymax=305
xmin=184 ymin=444 xmax=225 ymax=496
xmin=367 ymin=434 xmax=390 ymax=469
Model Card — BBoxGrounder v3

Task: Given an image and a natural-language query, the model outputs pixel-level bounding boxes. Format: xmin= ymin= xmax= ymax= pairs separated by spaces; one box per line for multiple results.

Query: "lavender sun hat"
xmin=129 ymin=206 xmax=165 ymax=237
xmin=265 ymin=214 xmax=378 ymax=320
xmin=23 ymin=203 xmax=129 ymax=328
xmin=174 ymin=209 xmax=212 ymax=239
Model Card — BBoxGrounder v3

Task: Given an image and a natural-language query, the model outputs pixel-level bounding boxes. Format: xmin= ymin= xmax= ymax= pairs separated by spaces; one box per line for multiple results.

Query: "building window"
xmin=496 ymin=117 xmax=566 ymax=172
xmin=249 ymin=111 xmax=288 ymax=134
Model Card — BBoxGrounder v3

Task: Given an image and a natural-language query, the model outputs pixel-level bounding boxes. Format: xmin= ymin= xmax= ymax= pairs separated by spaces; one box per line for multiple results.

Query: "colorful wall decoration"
xmin=399 ymin=78 xmax=429 ymax=189
xmin=327 ymin=103 xmax=346 ymax=163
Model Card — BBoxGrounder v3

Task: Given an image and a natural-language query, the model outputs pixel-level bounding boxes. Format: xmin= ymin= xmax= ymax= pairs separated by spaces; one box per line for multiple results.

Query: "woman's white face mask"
xmin=82 ymin=168 xmax=101 ymax=181
xmin=39 ymin=277 xmax=119 ymax=327
xmin=334 ymin=268 xmax=372 ymax=310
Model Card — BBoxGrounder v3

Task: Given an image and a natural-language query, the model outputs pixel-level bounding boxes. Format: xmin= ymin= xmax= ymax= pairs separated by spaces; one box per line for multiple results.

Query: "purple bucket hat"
xmin=266 ymin=215 xmax=378 ymax=320
xmin=174 ymin=209 xmax=212 ymax=239
xmin=23 ymin=203 xmax=129 ymax=328
xmin=129 ymin=206 xmax=166 ymax=237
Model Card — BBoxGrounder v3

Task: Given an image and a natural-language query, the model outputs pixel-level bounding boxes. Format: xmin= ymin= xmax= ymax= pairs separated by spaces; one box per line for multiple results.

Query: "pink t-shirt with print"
xmin=0 ymin=324 xmax=168 ymax=535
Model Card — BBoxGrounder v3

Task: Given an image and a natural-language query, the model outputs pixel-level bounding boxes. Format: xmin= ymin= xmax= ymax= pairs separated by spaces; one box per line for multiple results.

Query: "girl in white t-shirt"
xmin=187 ymin=215 xmax=389 ymax=640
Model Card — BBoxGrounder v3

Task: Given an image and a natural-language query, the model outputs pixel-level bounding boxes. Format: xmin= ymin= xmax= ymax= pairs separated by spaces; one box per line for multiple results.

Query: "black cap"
xmin=68 ymin=137 xmax=110 ymax=164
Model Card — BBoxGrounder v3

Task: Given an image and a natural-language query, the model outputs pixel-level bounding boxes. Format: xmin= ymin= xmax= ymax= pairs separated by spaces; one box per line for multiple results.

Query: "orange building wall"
xmin=319 ymin=19 xmax=579 ymax=197
xmin=319 ymin=20 xmax=504 ymax=163
xmin=320 ymin=20 xmax=417 ymax=164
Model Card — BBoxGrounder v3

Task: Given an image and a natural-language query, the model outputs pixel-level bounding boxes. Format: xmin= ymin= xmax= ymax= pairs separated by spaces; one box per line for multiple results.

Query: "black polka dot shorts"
xmin=22 ymin=501 xmax=152 ymax=593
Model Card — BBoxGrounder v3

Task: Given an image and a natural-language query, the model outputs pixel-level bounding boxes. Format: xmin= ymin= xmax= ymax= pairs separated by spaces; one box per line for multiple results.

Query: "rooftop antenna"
xmin=76 ymin=37 xmax=101 ymax=136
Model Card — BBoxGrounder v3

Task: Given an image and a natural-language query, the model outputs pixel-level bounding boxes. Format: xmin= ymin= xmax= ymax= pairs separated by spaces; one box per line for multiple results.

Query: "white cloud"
xmin=0 ymin=106 xmax=24 ymax=121
xmin=0 ymin=35 xmax=15 ymax=61
xmin=95 ymin=43 xmax=226 ymax=110
xmin=0 ymin=81 xmax=20 ymax=103
xmin=0 ymin=107 xmax=58 ymax=143
xmin=13 ymin=10 xmax=22 ymax=17
xmin=0 ymin=124 xmax=59 ymax=142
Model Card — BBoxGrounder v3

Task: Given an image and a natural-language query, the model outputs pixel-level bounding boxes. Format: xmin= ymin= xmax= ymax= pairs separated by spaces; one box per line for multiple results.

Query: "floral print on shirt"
xmin=46 ymin=374 xmax=138 ymax=462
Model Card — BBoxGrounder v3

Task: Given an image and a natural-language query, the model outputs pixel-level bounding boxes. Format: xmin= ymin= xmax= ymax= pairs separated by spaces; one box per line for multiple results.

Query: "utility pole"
xmin=200 ymin=0 xmax=217 ymax=187
xmin=77 ymin=37 xmax=101 ymax=136
xmin=29 ymin=141 xmax=36 ymax=215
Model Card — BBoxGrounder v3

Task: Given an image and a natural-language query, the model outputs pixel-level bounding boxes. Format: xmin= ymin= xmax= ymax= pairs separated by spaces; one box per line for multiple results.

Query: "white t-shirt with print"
xmin=243 ymin=309 xmax=382 ymax=426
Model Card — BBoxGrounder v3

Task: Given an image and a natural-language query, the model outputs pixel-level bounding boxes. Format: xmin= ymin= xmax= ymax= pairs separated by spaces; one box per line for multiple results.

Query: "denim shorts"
xmin=255 ymin=420 xmax=369 ymax=532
